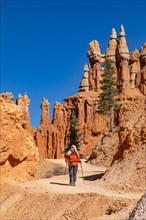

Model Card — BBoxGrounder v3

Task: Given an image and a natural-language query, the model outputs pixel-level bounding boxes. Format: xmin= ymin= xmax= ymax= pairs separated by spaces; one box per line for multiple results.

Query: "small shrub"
xmin=43 ymin=163 xmax=66 ymax=178
xmin=44 ymin=171 xmax=53 ymax=178
xmin=52 ymin=164 xmax=66 ymax=176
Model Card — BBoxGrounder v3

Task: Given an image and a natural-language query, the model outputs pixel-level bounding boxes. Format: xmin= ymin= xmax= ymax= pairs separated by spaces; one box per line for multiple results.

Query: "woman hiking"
xmin=65 ymin=145 xmax=81 ymax=186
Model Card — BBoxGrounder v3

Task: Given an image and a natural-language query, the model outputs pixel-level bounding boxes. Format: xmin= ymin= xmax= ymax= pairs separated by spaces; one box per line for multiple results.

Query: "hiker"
xmin=65 ymin=145 xmax=81 ymax=186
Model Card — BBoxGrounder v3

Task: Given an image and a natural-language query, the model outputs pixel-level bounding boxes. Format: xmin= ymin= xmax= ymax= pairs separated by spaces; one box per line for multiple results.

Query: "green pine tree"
xmin=97 ymin=59 xmax=119 ymax=132
xmin=64 ymin=110 xmax=83 ymax=153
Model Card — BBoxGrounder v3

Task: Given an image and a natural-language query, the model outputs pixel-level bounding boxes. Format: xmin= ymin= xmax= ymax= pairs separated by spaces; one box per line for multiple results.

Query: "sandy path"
xmin=15 ymin=159 xmax=143 ymax=199
xmin=1 ymin=159 xmax=144 ymax=220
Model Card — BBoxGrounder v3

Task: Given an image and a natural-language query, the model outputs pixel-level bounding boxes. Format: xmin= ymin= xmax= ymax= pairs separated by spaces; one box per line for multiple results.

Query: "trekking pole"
xmin=63 ymin=162 xmax=68 ymax=181
xmin=80 ymin=160 xmax=85 ymax=183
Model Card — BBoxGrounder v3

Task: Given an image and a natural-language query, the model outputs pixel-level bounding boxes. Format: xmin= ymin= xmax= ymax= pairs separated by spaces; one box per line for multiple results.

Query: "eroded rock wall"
xmin=0 ymin=94 xmax=39 ymax=181
xmin=36 ymin=92 xmax=109 ymax=159
xmin=87 ymin=132 xmax=119 ymax=167
xmin=100 ymin=90 xmax=146 ymax=190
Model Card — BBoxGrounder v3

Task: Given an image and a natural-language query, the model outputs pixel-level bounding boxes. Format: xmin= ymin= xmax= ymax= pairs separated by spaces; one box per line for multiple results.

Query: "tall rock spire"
xmin=40 ymin=98 xmax=50 ymax=127
xmin=78 ymin=64 xmax=89 ymax=92
xmin=106 ymin=28 xmax=117 ymax=62
xmin=118 ymin=24 xmax=129 ymax=54
xmin=129 ymin=49 xmax=140 ymax=89
xmin=119 ymin=24 xmax=125 ymax=37
xmin=35 ymin=98 xmax=51 ymax=160
xmin=87 ymin=40 xmax=102 ymax=91
xmin=117 ymin=24 xmax=130 ymax=92
xmin=110 ymin=28 xmax=117 ymax=39
xmin=87 ymin=40 xmax=101 ymax=66
xmin=16 ymin=93 xmax=31 ymax=128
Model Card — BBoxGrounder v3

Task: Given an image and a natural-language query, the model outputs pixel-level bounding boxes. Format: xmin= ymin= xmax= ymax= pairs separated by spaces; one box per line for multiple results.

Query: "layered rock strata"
xmin=36 ymin=92 xmax=109 ymax=159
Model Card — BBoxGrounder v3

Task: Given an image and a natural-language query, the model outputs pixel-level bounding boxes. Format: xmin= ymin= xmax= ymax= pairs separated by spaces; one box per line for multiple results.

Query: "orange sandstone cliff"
xmin=0 ymin=93 xmax=39 ymax=181
xmin=100 ymin=90 xmax=146 ymax=191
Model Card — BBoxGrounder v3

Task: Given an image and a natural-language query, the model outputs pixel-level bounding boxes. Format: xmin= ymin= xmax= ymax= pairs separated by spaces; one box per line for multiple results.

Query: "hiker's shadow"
xmin=50 ymin=182 xmax=69 ymax=186
xmin=81 ymin=172 xmax=105 ymax=181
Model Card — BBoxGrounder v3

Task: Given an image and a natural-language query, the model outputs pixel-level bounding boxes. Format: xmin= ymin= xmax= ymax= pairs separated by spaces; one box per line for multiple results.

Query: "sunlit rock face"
xmin=0 ymin=93 xmax=39 ymax=181
xmin=100 ymin=90 xmax=146 ymax=191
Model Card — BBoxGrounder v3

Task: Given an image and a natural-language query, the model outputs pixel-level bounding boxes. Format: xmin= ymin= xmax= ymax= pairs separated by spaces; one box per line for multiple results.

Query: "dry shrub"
xmin=43 ymin=163 xmax=66 ymax=178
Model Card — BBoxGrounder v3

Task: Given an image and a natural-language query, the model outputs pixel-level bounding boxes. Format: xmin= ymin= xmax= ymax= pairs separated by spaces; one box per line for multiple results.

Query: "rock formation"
xmin=34 ymin=24 xmax=146 ymax=162
xmin=40 ymin=98 xmax=51 ymax=127
xmin=78 ymin=64 xmax=89 ymax=92
xmin=129 ymin=49 xmax=140 ymax=89
xmin=87 ymin=40 xmax=102 ymax=91
xmin=36 ymin=92 xmax=109 ymax=159
xmin=126 ymin=192 xmax=146 ymax=220
xmin=1 ymin=25 xmax=146 ymax=168
xmin=35 ymin=98 xmax=50 ymax=160
xmin=116 ymin=25 xmax=130 ymax=92
xmin=0 ymin=92 xmax=14 ymax=100
xmin=105 ymin=28 xmax=118 ymax=78
xmin=106 ymin=28 xmax=117 ymax=63
xmin=87 ymin=132 xmax=119 ymax=167
xmin=0 ymin=94 xmax=39 ymax=181
xmin=100 ymin=90 xmax=146 ymax=191
xmin=16 ymin=93 xmax=31 ymax=130
xmin=136 ymin=43 xmax=146 ymax=95
xmin=36 ymin=100 xmax=69 ymax=159
xmin=87 ymin=40 xmax=101 ymax=66
xmin=63 ymin=92 xmax=109 ymax=155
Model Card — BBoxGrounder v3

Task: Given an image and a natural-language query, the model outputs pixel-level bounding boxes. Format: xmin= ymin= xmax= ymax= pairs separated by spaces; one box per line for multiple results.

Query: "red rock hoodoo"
xmin=35 ymin=25 xmax=146 ymax=160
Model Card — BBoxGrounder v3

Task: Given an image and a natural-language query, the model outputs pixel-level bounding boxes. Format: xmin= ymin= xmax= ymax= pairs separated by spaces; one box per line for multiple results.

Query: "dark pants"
xmin=69 ymin=164 xmax=78 ymax=184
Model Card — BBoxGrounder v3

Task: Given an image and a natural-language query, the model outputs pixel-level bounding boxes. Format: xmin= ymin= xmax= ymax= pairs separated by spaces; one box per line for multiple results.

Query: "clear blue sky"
xmin=1 ymin=0 xmax=145 ymax=128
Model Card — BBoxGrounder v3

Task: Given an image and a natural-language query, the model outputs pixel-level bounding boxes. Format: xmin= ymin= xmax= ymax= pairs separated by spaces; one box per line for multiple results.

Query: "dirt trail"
xmin=21 ymin=159 xmax=143 ymax=199
xmin=0 ymin=159 xmax=144 ymax=220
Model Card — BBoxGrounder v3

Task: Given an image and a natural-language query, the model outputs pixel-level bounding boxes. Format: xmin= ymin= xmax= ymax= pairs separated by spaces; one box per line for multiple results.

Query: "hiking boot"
xmin=69 ymin=182 xmax=73 ymax=186
xmin=73 ymin=183 xmax=76 ymax=186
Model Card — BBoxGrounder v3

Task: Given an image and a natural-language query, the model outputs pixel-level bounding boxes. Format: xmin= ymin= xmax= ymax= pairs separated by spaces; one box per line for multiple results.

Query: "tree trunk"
xmin=109 ymin=105 xmax=114 ymax=132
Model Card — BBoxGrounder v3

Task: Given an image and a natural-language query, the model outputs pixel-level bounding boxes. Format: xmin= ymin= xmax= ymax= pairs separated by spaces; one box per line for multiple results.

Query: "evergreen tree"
xmin=65 ymin=110 xmax=83 ymax=153
xmin=97 ymin=59 xmax=119 ymax=132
